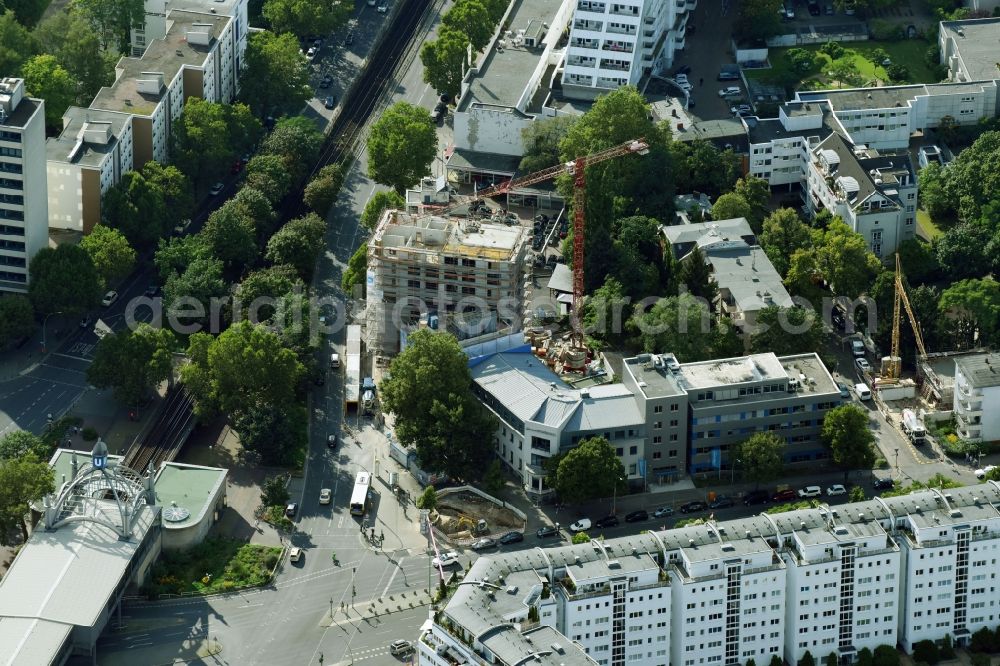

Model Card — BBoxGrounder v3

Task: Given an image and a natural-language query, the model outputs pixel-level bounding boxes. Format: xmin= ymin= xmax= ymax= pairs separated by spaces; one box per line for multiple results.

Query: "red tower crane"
xmin=432 ymin=138 xmax=650 ymax=346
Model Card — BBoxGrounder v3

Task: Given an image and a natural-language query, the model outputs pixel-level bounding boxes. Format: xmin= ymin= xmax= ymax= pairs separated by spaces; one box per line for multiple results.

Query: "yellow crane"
xmin=882 ymin=253 xmax=928 ymax=380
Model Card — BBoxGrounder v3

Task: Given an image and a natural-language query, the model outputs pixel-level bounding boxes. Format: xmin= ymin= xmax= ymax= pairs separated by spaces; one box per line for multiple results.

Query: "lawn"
xmin=915 ymin=208 xmax=943 ymax=240
xmin=747 ymin=39 xmax=941 ymax=91
xmin=144 ymin=538 xmax=281 ymax=597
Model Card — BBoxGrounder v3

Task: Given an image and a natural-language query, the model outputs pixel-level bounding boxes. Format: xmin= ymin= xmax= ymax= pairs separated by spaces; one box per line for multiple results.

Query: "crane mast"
xmin=884 ymin=253 xmax=928 ymax=380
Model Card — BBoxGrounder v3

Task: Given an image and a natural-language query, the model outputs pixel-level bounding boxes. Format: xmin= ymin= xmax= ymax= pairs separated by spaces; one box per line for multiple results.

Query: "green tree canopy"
xmin=28 ymin=244 xmax=101 ymax=315
xmin=519 ymin=115 xmax=577 ymax=173
xmin=230 ymin=186 xmax=276 ymax=238
xmin=163 ymin=256 xmax=229 ymax=329
xmin=361 ymin=190 xmax=405 ymax=229
xmin=171 ymin=99 xmax=261 ymax=188
xmin=367 ymin=101 xmax=438 ymax=193
xmin=232 ymin=402 xmax=307 ymax=465
xmin=380 ymin=329 xmax=496 ymax=481
xmin=0 ymin=11 xmax=34 ymax=76
xmin=669 ymin=140 xmax=740 ymax=199
xmin=33 ymin=10 xmax=115 ymax=105
xmin=678 ymin=245 xmax=717 ymax=304
xmin=236 ymin=264 xmax=302 ymax=321
xmin=21 ymin=54 xmax=75 ymax=129
xmin=141 ymin=161 xmax=194 ymax=226
xmin=734 ymin=177 xmax=771 ymax=233
xmin=711 ymin=192 xmax=752 ymax=223
xmin=260 ymin=116 xmax=324 ymax=183
xmin=341 ymin=242 xmax=367 ymax=298
xmin=420 ymin=27 xmax=470 ymax=99
xmin=821 ymin=405 xmax=877 ymax=476
xmin=87 ymin=323 xmax=175 ymax=405
xmin=0 ymin=453 xmax=55 ymax=543
xmin=265 ymin=213 xmax=326 ymax=280
xmin=73 ymin=0 xmax=144 ymax=51
xmin=261 ymin=475 xmax=290 ymax=507
xmin=441 ymin=0 xmax=493 ymax=51
xmin=896 ymin=238 xmax=939 ymax=285
xmin=749 ymin=306 xmax=826 ymax=356
xmin=760 ymin=208 xmax=812 ymax=277
xmin=244 ymin=153 xmax=293 ymax=204
xmin=0 ymin=295 xmax=36 ymax=348
xmin=554 ymin=436 xmax=626 ymax=505
xmin=734 ymin=0 xmax=782 ymax=43
xmin=154 ymin=234 xmax=209 ymax=283
xmin=934 ymin=222 xmax=993 ymax=281
xmin=0 ymin=430 xmax=49 ymax=460
xmin=303 ymin=163 xmax=344 ymax=215
xmin=939 ymin=277 xmax=1000 ymax=348
xmin=101 ymin=169 xmax=169 ymax=246
xmin=416 ymin=485 xmax=438 ymax=510
xmin=734 ymin=432 xmax=784 ymax=488
xmin=261 ymin=0 xmax=350 ymax=39
xmin=787 ymin=219 xmax=881 ymax=301
xmin=201 ymin=202 xmax=259 ymax=272
xmin=239 ymin=31 xmax=312 ymax=117
xmin=628 ymin=293 xmax=733 ymax=362
xmin=80 ymin=224 xmax=136 ymax=290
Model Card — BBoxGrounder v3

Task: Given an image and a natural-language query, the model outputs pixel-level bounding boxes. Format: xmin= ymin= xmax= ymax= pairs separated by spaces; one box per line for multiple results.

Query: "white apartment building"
xmin=0 ymin=78 xmax=47 ymax=294
xmin=418 ymin=483 xmax=1000 ymax=666
xmin=939 ymin=18 xmax=1000 ymax=85
xmin=563 ymin=0 xmax=691 ymax=100
xmin=953 ymin=352 xmax=1000 ymax=443
xmin=131 ymin=0 xmax=249 ymax=68
xmin=365 ymin=210 xmax=528 ymax=356
xmin=805 ymin=133 xmax=916 ymax=259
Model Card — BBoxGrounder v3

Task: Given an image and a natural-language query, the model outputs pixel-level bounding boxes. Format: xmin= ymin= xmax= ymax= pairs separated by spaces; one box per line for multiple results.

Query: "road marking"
xmin=380 ymin=556 xmax=404 ymax=597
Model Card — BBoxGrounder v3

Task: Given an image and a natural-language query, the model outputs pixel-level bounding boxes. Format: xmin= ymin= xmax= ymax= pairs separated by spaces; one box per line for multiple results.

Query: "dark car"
xmin=327 ymin=434 xmax=338 ymax=448
xmin=595 ymin=515 xmax=619 ymax=528
xmin=680 ymin=501 xmax=707 ymax=514
xmin=743 ymin=489 xmax=770 ymax=506
xmin=285 ymin=502 xmax=298 ymax=518
xmin=439 ymin=93 xmax=451 ymax=103
xmin=536 ymin=525 xmax=559 ymax=538
xmin=709 ymin=497 xmax=734 ymax=509
xmin=324 ymin=96 xmax=336 ymax=109
xmin=625 ymin=509 xmax=648 ymax=523
xmin=807 ymin=1 xmax=821 ymax=15
xmin=873 ymin=477 xmax=895 ymax=491
xmin=499 ymin=531 xmax=524 ymax=545
xmin=772 ymin=489 xmax=797 ymax=502
xmin=144 ymin=284 xmax=160 ymax=297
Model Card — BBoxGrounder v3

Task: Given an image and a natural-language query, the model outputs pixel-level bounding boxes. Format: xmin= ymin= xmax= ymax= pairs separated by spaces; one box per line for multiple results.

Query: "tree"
xmin=28 ymin=244 xmax=101 ymax=315
xmin=940 ymin=130 xmax=1000 ymax=221
xmin=230 ymin=187 xmax=276 ymax=238
xmin=628 ymin=294 xmax=725 ymax=362
xmin=519 ymin=116 xmax=577 ymax=173
xmin=244 ymin=154 xmax=293 ymax=204
xmin=553 ymin=436 xmax=626 ymax=505
xmin=163 ymin=256 xmax=229 ymax=329
xmin=830 ymin=59 xmax=862 ymax=88
xmin=142 ymin=161 xmax=194 ymax=228
xmin=102 ymin=169 xmax=171 ymax=246
xmin=733 ymin=432 xmax=784 ymax=488
xmin=441 ymin=0 xmax=493 ymax=51
xmin=867 ymin=47 xmax=890 ymax=69
xmin=0 ymin=431 xmax=49 ymax=460
xmin=262 ymin=0 xmax=350 ymax=39
xmin=796 ymin=219 xmax=881 ymax=300
xmin=770 ymin=656 xmax=784 ymax=666
xmin=912 ymin=640 xmax=940 ymax=665
xmin=342 ymin=243 xmax=367 ymax=297
xmin=416 ymin=485 xmax=438 ymax=511
xmin=583 ymin=276 xmax=630 ymax=347
xmin=261 ymin=475 xmax=290 ymax=507
xmin=155 ymin=234 xmax=209 ymax=283
xmin=733 ymin=177 xmax=771 ymax=233
xmin=786 ymin=48 xmax=820 ymax=75
xmin=201 ymin=203 xmax=259 ymax=272
xmin=747 ymin=659 xmax=757 ymax=666
xmin=821 ymin=405 xmax=876 ymax=476
xmin=679 ymin=245 xmax=717 ymax=304
xmin=380 ymin=329 xmax=496 ymax=481
xmin=711 ymin=192 xmax=752 ymax=224
xmin=872 ymin=645 xmax=899 ymax=666
xmin=171 ymin=99 xmax=261 ymax=188
xmin=232 ymin=402 xmax=307 ymax=465
xmin=670 ymin=141 xmax=741 ymax=199
xmin=824 ymin=654 xmax=838 ymax=666
xmin=80 ymin=224 xmax=136 ymax=289
xmin=571 ymin=531 xmax=591 ymax=544
xmin=181 ymin=321 xmax=303 ymax=417
xmin=303 ymin=163 xmax=344 ymax=215
xmin=761 ymin=208 xmax=812 ymax=277
xmin=0 ymin=295 xmax=35 ymax=348
xmin=239 ymin=31 xmax=312 ymax=117
xmin=266 ymin=213 xmax=327 ymax=280
xmin=798 ymin=651 xmax=815 ymax=666
xmin=87 ymin=324 xmax=175 ymax=405
xmin=74 ymin=0 xmax=144 ymax=51
xmin=612 ymin=215 xmax=667 ymax=300
xmin=21 ymin=55 xmax=75 ymax=130
xmin=420 ymin=27 xmax=470 ymax=100
xmin=260 ymin=116 xmax=324 ymax=183
xmin=917 ymin=161 xmax=952 ymax=221
xmin=368 ymin=101 xmax=438 ymax=193
xmin=482 ymin=460 xmax=505 ymax=496
xmin=734 ymin=0 xmax=782 ymax=43
xmin=849 ymin=485 xmax=866 ymax=502
xmin=236 ymin=265 xmax=302 ymax=320
xmin=857 ymin=649 xmax=873 ymax=666
xmin=970 ymin=627 xmax=997 ymax=653
xmin=749 ymin=306 xmax=826 ymax=355
xmin=0 ymin=453 xmax=55 ymax=544
xmin=935 ymin=222 xmax=993 ymax=281
xmin=33 ymin=10 xmax=115 ymax=105
xmin=0 ymin=11 xmax=34 ymax=77
xmin=939 ymin=278 xmax=1000 ymax=348
xmin=896 ymin=238 xmax=939 ymax=285
xmin=361 ymin=190 xmax=405 ymax=229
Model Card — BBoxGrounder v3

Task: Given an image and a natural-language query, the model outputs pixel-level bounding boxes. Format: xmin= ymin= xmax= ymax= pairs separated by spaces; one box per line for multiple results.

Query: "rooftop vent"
xmin=745 ymin=530 xmax=752 ymax=539
xmin=580 ymin=388 xmax=590 ymax=399
xmin=834 ymin=526 xmax=849 ymax=536
xmin=721 ymin=544 xmax=735 ymax=552
xmin=551 ymin=643 xmax=565 ymax=654
xmin=949 ymin=509 xmax=962 ymax=518
xmin=607 ymin=560 xmax=621 ymax=569
xmin=574 ymin=556 xmax=581 ymax=565
xmin=800 ymin=521 xmax=807 ymax=529
xmin=506 ymin=585 xmax=518 ymax=594
xmin=689 ymin=538 xmax=695 ymax=546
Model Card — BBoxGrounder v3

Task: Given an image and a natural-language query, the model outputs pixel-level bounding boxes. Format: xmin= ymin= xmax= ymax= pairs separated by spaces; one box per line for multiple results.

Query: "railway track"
xmin=123 ymin=386 xmax=196 ymax=474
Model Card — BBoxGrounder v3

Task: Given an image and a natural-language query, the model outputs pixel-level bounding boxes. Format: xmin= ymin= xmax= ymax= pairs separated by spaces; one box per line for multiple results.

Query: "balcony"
xmin=599 ymin=60 xmax=630 ymax=72
xmin=956 ymin=410 xmax=981 ymax=426
xmin=577 ymin=1 xmax=606 ymax=10
xmin=567 ymin=57 xmax=597 ymax=67
xmin=573 ymin=19 xmax=604 ymax=31
xmin=605 ymin=23 xmax=636 ymax=35
xmin=602 ymin=42 xmax=634 ymax=53
xmin=610 ymin=4 xmax=640 ymax=16
xmin=571 ymin=38 xmax=600 ymax=49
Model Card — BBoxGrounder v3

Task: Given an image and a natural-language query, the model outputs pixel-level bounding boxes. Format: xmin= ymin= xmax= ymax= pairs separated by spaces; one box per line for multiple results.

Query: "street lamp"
xmin=894 ymin=447 xmax=900 ymax=478
xmin=731 ymin=458 xmax=741 ymax=484
xmin=40 ymin=311 xmax=65 ymax=353
xmin=612 ymin=473 xmax=626 ymax=514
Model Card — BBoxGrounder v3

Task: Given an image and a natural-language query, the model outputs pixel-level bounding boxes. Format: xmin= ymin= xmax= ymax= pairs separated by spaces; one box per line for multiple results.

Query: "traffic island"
xmin=320 ymin=589 xmax=433 ymax=627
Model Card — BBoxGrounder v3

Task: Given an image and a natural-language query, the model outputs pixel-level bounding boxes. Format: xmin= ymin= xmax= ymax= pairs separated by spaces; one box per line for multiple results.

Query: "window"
xmin=654 ymin=405 xmax=663 ymax=414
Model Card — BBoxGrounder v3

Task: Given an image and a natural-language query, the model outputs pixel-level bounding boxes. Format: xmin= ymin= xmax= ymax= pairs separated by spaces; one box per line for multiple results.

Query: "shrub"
xmin=873 ymin=645 xmax=900 ymax=666
xmin=787 ymin=48 xmax=818 ymax=75
xmin=571 ymin=531 xmax=590 ymax=544
xmin=819 ymin=41 xmax=844 ymax=59
xmin=81 ymin=427 xmax=98 ymax=442
xmin=970 ymin=626 xmax=996 ymax=653
xmin=798 ymin=651 xmax=815 ymax=666
xmin=940 ymin=634 xmax=955 ymax=660
xmin=770 ymin=657 xmax=784 ymax=666
xmin=857 ymin=647 xmax=874 ymax=666
xmin=912 ymin=639 xmax=940 ymax=665
xmin=970 ymin=655 xmax=990 ymax=666
xmin=870 ymin=20 xmax=905 ymax=41
xmin=886 ymin=64 xmax=910 ymax=82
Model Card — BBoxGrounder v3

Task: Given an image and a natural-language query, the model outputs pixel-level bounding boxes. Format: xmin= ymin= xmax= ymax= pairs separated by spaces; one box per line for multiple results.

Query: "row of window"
xmin=0 ymin=130 xmax=21 ymax=142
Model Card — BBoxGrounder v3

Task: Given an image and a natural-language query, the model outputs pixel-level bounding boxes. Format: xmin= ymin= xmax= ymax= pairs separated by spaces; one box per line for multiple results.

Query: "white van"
xmin=855 ymin=383 xmax=872 ymax=401
xmin=389 ymin=639 xmax=413 ymax=655
xmin=851 ymin=340 xmax=865 ymax=357
xmin=330 ymin=352 xmax=340 ymax=369
xmin=289 ymin=547 xmax=303 ymax=563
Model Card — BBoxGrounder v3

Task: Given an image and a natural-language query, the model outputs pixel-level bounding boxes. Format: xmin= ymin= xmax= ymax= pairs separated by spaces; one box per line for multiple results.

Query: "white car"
xmin=377 ymin=4 xmax=388 ymax=11
xmin=432 ymin=551 xmax=460 ymax=567
xmin=718 ymin=86 xmax=741 ymax=97
xmin=289 ymin=547 xmax=303 ymax=563
xmin=798 ymin=485 xmax=822 ymax=498
xmin=101 ymin=290 xmax=118 ymax=307
xmin=675 ymin=73 xmax=689 ymax=83
xmin=569 ymin=518 xmax=592 ymax=532
xmin=826 ymin=484 xmax=847 ymax=497
xmin=653 ymin=506 xmax=674 ymax=518
xmin=209 ymin=182 xmax=225 ymax=196
xmin=855 ymin=357 xmax=872 ymax=373
xmin=319 ymin=488 xmax=332 ymax=504
xmin=975 ymin=465 xmax=997 ymax=480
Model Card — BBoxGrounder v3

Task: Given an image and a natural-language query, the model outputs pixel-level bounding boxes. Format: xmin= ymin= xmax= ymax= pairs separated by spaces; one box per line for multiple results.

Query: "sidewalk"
xmin=320 ymin=588 xmax=433 ymax=628
xmin=64 ymin=385 xmax=164 ymax=457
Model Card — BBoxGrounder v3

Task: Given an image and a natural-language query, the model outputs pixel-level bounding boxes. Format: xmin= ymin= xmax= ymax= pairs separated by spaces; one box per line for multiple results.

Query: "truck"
xmin=901 ymin=409 xmax=927 ymax=444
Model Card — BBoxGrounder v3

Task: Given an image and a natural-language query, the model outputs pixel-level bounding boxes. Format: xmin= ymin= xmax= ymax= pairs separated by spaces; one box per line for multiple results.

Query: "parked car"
xmin=825 ymin=3 xmax=834 ymax=14
xmin=595 ymin=515 xmax=619 ymax=528
xmin=144 ymin=284 xmax=160 ymax=297
xmin=101 ymin=290 xmax=118 ymax=307
xmin=798 ymin=485 xmax=822 ymax=498
xmin=743 ymin=489 xmax=770 ymax=506
xmin=209 ymin=182 xmax=225 ymax=196
xmin=324 ymin=96 xmax=336 ymax=109
xmin=289 ymin=547 xmax=303 ymax=563
xmin=808 ymin=1 xmax=820 ymax=15
xmin=319 ymin=74 xmax=333 ymax=88
xmin=377 ymin=4 xmax=388 ymax=12
xmin=674 ymin=64 xmax=692 ymax=76
xmin=432 ymin=551 xmax=460 ymax=567
xmin=826 ymin=484 xmax=847 ymax=497
xmin=344 ymin=30 xmax=354 ymax=45
xmin=285 ymin=502 xmax=298 ymax=517
xmin=569 ymin=518 xmax=592 ymax=532
xmin=625 ymin=509 xmax=648 ymax=523
xmin=79 ymin=315 xmax=92 ymax=328
xmin=471 ymin=537 xmax=497 ymax=551
xmin=718 ymin=86 xmax=741 ymax=97
xmin=856 ymin=357 xmax=872 ymax=373
xmin=499 ymin=531 xmax=524 ymax=545
xmin=327 ymin=434 xmax=338 ymax=448
xmin=709 ymin=496 xmax=734 ymax=509
xmin=837 ymin=382 xmax=851 ymax=399
xmin=772 ymin=488 xmax=797 ymax=502
xmin=873 ymin=477 xmax=895 ymax=491
xmin=731 ymin=104 xmax=751 ymax=115
xmin=319 ymin=488 xmax=332 ymax=504
xmin=680 ymin=501 xmax=707 ymax=513
xmin=389 ymin=639 xmax=413 ymax=656
xmin=653 ymin=506 xmax=674 ymax=518
xmin=536 ymin=525 xmax=559 ymax=538
xmin=975 ymin=465 xmax=997 ymax=480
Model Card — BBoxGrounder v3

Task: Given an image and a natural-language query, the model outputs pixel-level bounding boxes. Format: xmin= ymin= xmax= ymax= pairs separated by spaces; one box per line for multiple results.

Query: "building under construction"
xmin=365 ymin=210 xmax=528 ymax=356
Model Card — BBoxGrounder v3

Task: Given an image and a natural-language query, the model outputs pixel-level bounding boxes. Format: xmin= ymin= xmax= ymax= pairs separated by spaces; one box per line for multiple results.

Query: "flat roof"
xmin=0 ymin=97 xmax=41 ymax=130
xmin=705 ymin=245 xmax=795 ymax=313
xmin=797 ymin=81 xmax=994 ymax=112
xmin=954 ymin=352 xmax=1000 ymax=388
xmin=779 ymin=353 xmax=839 ymax=394
xmin=623 ymin=356 xmax=684 ymax=399
xmin=457 ymin=0 xmax=562 ymax=111
xmin=91 ymin=10 xmax=229 ymax=115
xmin=154 ymin=461 xmax=227 ymax=529
xmin=941 ymin=18 xmax=1000 ymax=82
xmin=547 ymin=262 xmax=572 ymax=293
xmin=376 ymin=210 xmax=525 ymax=261
xmin=447 ymin=148 xmax=522 ymax=175
xmin=0 ymin=618 xmax=71 ymax=666
xmin=679 ymin=353 xmax=787 ymax=390
xmin=49 ymin=448 xmax=125 ymax=486
xmin=661 ymin=218 xmax=756 ymax=257
xmin=46 ymin=107 xmax=132 ymax=167
xmin=746 ymin=114 xmax=833 ymax=145
xmin=674 ymin=118 xmax=748 ymax=145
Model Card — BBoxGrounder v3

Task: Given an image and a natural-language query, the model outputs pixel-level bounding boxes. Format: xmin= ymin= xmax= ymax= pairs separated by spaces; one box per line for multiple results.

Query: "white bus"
xmin=350 ymin=471 xmax=371 ymax=516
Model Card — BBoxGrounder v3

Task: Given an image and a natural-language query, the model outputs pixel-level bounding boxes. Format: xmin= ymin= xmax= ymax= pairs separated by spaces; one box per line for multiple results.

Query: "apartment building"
xmin=0 ymin=78 xmax=47 ymax=294
xmin=470 ymin=347 xmax=838 ymax=495
xmin=939 ymin=18 xmax=1000 ymax=85
xmin=365 ymin=210 xmax=527 ymax=356
xmin=418 ymin=483 xmax=1000 ymax=666
xmin=953 ymin=352 xmax=1000 ymax=443
xmin=130 ymin=0 xmax=248 ymax=68
xmin=805 ymin=133 xmax=917 ymax=259
xmin=47 ymin=8 xmax=241 ymax=233
xmin=564 ymin=0 xmax=691 ymax=100
xmin=746 ymin=102 xmax=833 ymax=189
